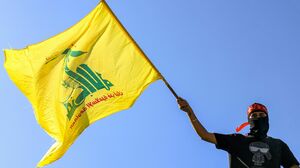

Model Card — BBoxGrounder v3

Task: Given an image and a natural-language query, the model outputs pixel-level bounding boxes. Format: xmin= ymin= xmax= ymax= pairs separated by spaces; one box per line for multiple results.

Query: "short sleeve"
xmin=281 ymin=141 xmax=299 ymax=168
xmin=214 ymin=133 xmax=242 ymax=154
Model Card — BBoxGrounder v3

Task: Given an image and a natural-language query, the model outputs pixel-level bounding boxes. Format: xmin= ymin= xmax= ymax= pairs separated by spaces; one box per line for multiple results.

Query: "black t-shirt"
xmin=214 ymin=133 xmax=299 ymax=168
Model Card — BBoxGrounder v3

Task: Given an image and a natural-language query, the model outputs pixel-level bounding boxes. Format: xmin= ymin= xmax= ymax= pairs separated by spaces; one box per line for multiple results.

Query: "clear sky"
xmin=1 ymin=0 xmax=299 ymax=167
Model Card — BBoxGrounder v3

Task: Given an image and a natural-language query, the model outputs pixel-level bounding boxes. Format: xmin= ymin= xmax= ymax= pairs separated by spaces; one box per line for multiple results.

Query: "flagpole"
xmin=102 ymin=0 xmax=179 ymax=99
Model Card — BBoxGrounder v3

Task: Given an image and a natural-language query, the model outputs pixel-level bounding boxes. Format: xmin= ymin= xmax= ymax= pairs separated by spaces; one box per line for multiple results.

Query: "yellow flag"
xmin=4 ymin=1 xmax=161 ymax=167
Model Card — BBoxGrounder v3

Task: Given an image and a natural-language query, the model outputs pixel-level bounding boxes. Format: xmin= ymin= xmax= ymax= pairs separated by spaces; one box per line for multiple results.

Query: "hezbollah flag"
xmin=4 ymin=1 xmax=161 ymax=167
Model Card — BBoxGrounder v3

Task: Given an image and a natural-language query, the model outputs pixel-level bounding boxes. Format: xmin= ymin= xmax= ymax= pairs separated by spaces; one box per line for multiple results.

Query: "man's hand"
xmin=177 ymin=97 xmax=192 ymax=114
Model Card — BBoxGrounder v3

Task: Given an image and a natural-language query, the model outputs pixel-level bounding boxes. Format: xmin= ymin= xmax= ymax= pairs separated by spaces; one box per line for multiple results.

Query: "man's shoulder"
xmin=215 ymin=133 xmax=246 ymax=137
xmin=233 ymin=133 xmax=248 ymax=138
xmin=266 ymin=136 xmax=281 ymax=140
xmin=214 ymin=133 xmax=247 ymax=141
xmin=265 ymin=136 xmax=286 ymax=145
xmin=215 ymin=133 xmax=287 ymax=144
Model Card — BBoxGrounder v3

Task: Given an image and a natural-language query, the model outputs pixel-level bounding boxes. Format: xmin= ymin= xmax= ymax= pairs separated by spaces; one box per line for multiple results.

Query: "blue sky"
xmin=1 ymin=0 xmax=299 ymax=167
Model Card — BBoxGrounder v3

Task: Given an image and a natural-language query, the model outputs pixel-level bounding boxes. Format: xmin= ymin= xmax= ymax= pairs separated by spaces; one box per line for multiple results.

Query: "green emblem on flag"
xmin=60 ymin=49 xmax=113 ymax=120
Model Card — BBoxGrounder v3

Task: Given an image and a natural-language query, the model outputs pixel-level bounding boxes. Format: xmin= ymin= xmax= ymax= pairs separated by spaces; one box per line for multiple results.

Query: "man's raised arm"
xmin=177 ymin=97 xmax=217 ymax=144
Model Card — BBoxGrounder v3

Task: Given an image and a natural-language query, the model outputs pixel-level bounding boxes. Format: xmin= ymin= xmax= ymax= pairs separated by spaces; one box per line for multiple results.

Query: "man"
xmin=177 ymin=98 xmax=299 ymax=168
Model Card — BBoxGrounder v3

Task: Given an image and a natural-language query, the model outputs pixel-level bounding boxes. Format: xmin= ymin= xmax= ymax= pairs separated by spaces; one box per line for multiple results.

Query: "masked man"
xmin=177 ymin=98 xmax=299 ymax=168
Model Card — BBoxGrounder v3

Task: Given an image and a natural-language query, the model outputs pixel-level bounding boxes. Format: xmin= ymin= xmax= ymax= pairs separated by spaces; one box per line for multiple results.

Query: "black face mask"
xmin=248 ymin=117 xmax=269 ymax=139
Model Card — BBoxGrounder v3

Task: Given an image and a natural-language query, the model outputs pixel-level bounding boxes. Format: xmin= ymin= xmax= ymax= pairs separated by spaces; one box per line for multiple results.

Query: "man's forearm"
xmin=177 ymin=97 xmax=216 ymax=144
xmin=186 ymin=108 xmax=216 ymax=144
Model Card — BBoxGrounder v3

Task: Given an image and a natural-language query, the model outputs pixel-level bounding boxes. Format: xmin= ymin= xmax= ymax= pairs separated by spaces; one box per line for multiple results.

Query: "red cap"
xmin=247 ymin=103 xmax=268 ymax=116
xmin=236 ymin=103 xmax=268 ymax=133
